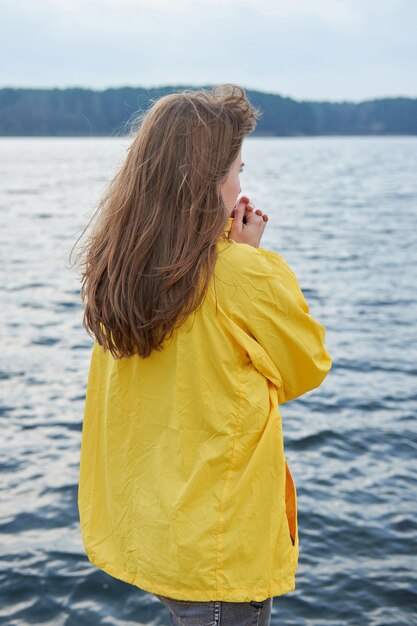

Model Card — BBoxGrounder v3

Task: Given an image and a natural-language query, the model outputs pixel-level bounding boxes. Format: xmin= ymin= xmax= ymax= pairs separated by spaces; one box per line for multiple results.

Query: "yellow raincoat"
xmin=78 ymin=217 xmax=332 ymax=602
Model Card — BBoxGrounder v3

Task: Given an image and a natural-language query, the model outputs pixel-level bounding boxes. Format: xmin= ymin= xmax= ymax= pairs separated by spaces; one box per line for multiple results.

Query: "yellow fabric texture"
xmin=78 ymin=217 xmax=332 ymax=602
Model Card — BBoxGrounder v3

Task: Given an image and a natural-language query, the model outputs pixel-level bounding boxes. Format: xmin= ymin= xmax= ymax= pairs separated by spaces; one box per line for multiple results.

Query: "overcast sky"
xmin=2 ymin=0 xmax=416 ymax=102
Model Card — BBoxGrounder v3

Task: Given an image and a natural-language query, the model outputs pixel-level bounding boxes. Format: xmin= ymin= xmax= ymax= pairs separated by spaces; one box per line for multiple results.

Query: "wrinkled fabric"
xmin=78 ymin=217 xmax=332 ymax=602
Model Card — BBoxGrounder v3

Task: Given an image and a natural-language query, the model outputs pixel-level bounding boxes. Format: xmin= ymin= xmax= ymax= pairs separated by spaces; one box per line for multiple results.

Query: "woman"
xmin=76 ymin=84 xmax=332 ymax=625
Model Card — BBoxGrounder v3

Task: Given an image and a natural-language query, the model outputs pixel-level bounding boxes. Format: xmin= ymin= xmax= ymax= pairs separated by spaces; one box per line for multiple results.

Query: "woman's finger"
xmin=231 ymin=198 xmax=249 ymax=230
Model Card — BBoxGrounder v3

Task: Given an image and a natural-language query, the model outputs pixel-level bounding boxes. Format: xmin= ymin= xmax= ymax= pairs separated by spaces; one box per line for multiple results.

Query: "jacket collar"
xmin=222 ymin=216 xmax=234 ymax=239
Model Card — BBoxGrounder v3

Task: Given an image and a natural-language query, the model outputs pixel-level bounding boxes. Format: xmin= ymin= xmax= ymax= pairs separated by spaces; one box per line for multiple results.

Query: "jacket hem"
xmin=83 ymin=549 xmax=298 ymax=602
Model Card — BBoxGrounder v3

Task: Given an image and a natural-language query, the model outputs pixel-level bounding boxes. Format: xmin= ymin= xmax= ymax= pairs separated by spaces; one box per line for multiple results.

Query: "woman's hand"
xmin=228 ymin=196 xmax=268 ymax=248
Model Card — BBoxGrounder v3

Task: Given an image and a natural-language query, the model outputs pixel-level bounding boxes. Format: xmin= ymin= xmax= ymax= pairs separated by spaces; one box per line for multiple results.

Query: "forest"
xmin=0 ymin=85 xmax=416 ymax=136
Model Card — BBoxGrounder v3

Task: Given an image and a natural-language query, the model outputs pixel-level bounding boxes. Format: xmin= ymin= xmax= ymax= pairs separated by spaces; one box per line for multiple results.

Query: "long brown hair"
xmin=72 ymin=84 xmax=260 ymax=358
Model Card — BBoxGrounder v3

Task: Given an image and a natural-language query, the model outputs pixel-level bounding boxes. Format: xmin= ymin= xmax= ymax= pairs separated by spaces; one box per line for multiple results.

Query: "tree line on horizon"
xmin=0 ymin=85 xmax=416 ymax=137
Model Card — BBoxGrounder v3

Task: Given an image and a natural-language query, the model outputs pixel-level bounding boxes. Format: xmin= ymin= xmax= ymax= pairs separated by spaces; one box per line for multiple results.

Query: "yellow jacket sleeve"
xmin=236 ymin=245 xmax=332 ymax=404
xmin=253 ymin=248 xmax=332 ymax=404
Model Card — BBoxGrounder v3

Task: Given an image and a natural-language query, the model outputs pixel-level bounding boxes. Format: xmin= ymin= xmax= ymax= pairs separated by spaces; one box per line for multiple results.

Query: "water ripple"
xmin=2 ymin=136 xmax=417 ymax=626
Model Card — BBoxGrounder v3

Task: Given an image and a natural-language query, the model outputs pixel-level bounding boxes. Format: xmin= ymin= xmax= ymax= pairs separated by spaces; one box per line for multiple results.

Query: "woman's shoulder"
xmin=217 ymin=236 xmax=288 ymax=277
xmin=215 ymin=238 xmax=307 ymax=311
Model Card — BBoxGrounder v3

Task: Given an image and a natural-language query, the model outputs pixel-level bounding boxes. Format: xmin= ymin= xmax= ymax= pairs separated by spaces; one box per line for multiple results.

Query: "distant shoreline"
xmin=1 ymin=134 xmax=416 ymax=140
xmin=1 ymin=85 xmax=416 ymax=137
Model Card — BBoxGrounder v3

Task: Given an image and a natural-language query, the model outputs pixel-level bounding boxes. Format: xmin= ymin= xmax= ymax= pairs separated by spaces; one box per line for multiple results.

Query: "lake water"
xmin=1 ymin=136 xmax=417 ymax=626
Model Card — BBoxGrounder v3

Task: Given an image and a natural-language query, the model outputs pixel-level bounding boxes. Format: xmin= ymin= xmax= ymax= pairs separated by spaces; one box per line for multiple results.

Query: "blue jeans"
xmin=154 ymin=593 xmax=273 ymax=626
